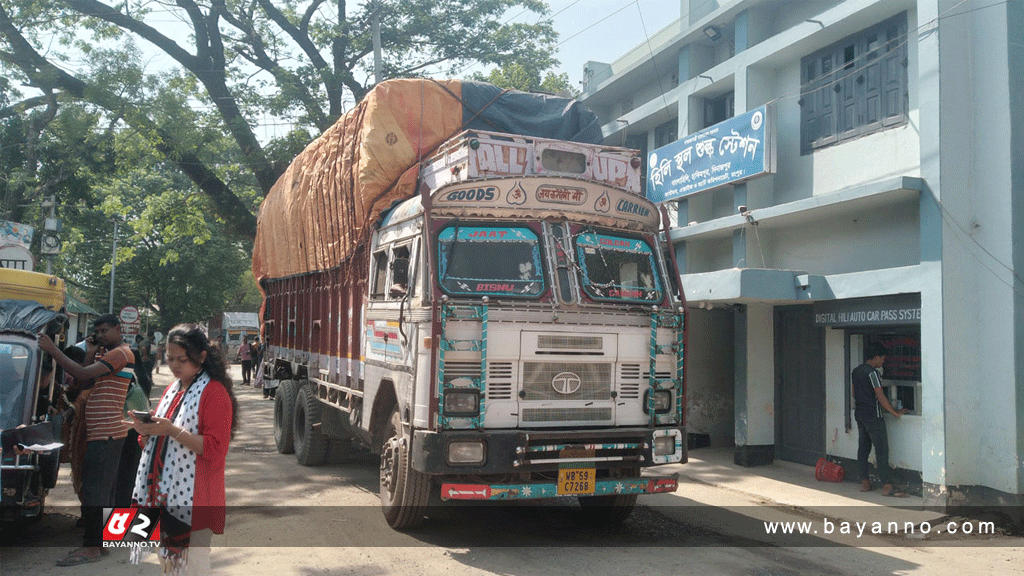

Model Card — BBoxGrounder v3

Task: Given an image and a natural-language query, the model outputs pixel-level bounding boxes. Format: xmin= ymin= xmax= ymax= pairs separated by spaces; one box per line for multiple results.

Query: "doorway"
xmin=775 ymin=305 xmax=826 ymax=465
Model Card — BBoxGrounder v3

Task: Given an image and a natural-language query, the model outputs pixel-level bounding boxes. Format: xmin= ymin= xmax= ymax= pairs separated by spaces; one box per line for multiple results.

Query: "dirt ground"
xmin=3 ymin=363 xmax=1023 ymax=576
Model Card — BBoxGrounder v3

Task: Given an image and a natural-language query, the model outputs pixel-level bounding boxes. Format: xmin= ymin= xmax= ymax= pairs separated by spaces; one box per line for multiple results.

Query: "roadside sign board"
xmin=647 ymin=105 xmax=774 ymax=203
xmin=120 ymin=306 xmax=141 ymax=336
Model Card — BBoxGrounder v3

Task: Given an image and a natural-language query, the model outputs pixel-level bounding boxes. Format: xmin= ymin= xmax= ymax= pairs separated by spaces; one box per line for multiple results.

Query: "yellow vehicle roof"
xmin=0 ymin=268 xmax=66 ymax=310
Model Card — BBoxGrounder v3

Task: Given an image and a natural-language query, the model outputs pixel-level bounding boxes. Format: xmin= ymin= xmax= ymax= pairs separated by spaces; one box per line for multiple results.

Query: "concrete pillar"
xmin=734 ymin=303 xmax=775 ymax=466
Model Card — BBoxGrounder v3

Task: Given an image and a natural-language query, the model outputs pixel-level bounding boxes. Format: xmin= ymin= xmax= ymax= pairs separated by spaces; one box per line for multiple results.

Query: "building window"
xmin=800 ymin=12 xmax=908 ymax=154
xmin=621 ymin=95 xmax=634 ymax=115
xmin=704 ymin=92 xmax=734 ymax=128
xmin=654 ymin=118 xmax=678 ymax=148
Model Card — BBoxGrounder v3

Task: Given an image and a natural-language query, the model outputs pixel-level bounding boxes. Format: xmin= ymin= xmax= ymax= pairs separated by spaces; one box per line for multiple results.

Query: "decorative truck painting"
xmin=253 ymin=79 xmax=687 ymax=529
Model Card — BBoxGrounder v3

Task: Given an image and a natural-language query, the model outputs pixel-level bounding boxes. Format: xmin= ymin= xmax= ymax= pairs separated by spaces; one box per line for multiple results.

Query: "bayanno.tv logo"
xmin=102 ymin=508 xmax=161 ymax=548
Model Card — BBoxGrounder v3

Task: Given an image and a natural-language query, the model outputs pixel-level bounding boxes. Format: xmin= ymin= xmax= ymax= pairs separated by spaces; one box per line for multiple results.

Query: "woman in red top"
xmin=127 ymin=324 xmax=238 ymax=575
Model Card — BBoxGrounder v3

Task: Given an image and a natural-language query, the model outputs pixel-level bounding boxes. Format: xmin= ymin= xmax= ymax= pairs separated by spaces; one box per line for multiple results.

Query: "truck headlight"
xmin=654 ymin=435 xmax=676 ymax=456
xmin=447 ymin=440 xmax=486 ymax=465
xmin=443 ymin=389 xmax=480 ymax=417
xmin=651 ymin=428 xmax=682 ymax=463
xmin=643 ymin=390 xmax=672 ymax=414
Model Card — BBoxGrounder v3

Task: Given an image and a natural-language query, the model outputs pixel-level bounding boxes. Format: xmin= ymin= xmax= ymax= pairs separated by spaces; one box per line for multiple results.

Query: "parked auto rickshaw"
xmin=1 ymin=269 xmax=67 ymax=523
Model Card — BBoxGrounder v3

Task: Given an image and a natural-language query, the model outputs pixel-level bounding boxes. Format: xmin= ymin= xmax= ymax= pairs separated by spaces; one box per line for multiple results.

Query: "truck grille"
xmin=487 ymin=362 xmax=513 ymax=400
xmin=522 ymin=407 xmax=612 ymax=422
xmin=536 ymin=335 xmax=604 ymax=354
xmin=522 ymin=362 xmax=611 ymax=401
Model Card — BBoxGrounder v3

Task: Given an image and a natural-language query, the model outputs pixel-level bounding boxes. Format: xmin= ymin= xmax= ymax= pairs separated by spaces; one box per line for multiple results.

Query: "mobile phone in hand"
xmin=132 ymin=410 xmax=154 ymax=423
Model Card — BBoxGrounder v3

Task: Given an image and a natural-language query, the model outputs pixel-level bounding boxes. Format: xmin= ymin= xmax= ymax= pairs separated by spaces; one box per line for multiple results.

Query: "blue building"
xmin=580 ymin=0 xmax=1022 ymax=508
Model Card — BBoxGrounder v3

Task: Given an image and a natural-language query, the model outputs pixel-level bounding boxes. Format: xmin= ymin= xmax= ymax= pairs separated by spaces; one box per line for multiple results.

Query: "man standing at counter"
xmin=852 ymin=342 xmax=909 ymax=497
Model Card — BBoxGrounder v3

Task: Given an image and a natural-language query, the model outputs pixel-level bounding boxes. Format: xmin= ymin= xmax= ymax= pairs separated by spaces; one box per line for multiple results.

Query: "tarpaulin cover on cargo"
xmin=252 ymin=79 xmax=602 ymax=283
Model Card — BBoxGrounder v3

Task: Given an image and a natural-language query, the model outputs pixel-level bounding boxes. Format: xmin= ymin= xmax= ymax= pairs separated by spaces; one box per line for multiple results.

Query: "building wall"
xmin=582 ymin=0 xmax=1023 ymax=504
xmin=923 ymin=0 xmax=1020 ymax=496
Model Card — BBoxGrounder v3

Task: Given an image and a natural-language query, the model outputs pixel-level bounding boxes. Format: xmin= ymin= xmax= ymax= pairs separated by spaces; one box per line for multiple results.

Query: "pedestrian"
xmin=852 ymin=342 xmax=908 ymax=497
xmin=114 ymin=349 xmax=150 ymax=508
xmin=237 ymin=335 xmax=253 ymax=386
xmin=127 ymin=323 xmax=237 ymax=575
xmin=55 ymin=345 xmax=90 ymax=525
xmin=139 ymin=332 xmax=154 ymax=383
xmin=132 ymin=337 xmax=154 ymax=397
xmin=154 ymin=338 xmax=165 ymax=374
xmin=38 ymin=314 xmax=135 ymax=566
xmin=253 ymin=336 xmax=264 ymax=368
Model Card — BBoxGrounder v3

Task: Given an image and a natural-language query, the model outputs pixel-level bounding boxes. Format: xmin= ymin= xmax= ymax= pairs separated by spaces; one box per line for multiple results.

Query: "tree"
xmin=0 ymin=0 xmax=562 ymax=241
xmin=14 ymin=99 xmax=257 ymax=330
xmin=473 ymin=62 xmax=576 ymax=97
xmin=66 ymin=127 xmax=255 ymax=330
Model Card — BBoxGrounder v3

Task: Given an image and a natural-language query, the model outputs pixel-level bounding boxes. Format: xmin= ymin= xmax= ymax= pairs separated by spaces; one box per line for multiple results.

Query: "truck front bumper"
xmin=410 ymin=426 xmax=684 ymax=475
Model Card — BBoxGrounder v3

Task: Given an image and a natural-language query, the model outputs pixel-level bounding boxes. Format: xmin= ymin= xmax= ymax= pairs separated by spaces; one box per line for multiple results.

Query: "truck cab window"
xmin=390 ymin=245 xmax=411 ymax=298
xmin=371 ymin=250 xmax=388 ymax=299
xmin=575 ymin=232 xmax=662 ymax=303
xmin=438 ymin=225 xmax=544 ymax=298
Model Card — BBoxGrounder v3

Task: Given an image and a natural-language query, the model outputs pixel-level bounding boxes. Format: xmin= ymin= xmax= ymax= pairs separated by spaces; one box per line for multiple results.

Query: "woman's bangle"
xmin=174 ymin=428 xmax=187 ymax=441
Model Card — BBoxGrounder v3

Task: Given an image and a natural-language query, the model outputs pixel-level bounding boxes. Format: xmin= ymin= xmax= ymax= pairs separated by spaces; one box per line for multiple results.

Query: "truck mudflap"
xmin=440 ymin=475 xmax=679 ymax=501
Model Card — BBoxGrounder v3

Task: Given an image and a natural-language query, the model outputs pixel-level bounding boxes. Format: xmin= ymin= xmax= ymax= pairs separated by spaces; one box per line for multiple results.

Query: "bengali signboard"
xmin=647 ymin=105 xmax=774 ymax=203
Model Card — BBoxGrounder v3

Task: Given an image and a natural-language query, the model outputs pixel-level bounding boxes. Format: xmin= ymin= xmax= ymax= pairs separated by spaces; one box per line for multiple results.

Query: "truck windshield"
xmin=575 ymin=232 xmax=663 ymax=303
xmin=438 ymin=226 xmax=545 ymax=298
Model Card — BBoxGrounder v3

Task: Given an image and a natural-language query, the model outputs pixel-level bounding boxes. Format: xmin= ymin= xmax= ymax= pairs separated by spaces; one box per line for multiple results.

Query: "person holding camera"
xmin=38 ymin=314 xmax=134 ymax=567
xmin=126 ymin=324 xmax=237 ymax=575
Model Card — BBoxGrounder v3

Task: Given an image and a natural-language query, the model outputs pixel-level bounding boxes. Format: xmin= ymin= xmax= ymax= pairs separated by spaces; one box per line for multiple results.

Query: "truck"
xmin=1 ymin=269 xmax=67 ymax=523
xmin=253 ymin=79 xmax=687 ymax=529
xmin=217 ymin=312 xmax=260 ymax=362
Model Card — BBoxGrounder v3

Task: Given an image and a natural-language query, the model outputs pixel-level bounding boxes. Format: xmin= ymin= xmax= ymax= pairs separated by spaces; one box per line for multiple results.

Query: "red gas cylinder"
xmin=815 ymin=457 xmax=845 ymax=482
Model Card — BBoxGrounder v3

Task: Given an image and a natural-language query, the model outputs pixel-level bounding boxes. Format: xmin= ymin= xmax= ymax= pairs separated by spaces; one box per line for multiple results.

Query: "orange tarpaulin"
xmin=253 ymin=79 xmax=465 ymax=283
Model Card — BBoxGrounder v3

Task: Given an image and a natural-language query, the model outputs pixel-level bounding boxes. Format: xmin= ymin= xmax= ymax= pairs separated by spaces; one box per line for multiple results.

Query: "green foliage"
xmin=473 ymin=63 xmax=576 ymax=96
xmin=1 ymin=1 xmax=567 ymax=240
xmin=20 ymin=101 xmax=256 ymax=331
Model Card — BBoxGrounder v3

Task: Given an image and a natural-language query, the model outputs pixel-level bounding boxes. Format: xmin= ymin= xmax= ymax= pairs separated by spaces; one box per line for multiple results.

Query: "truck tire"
xmin=293 ymin=385 xmax=329 ymax=466
xmin=274 ymin=379 xmax=299 ymax=454
xmin=578 ymin=468 xmax=641 ymax=525
xmin=379 ymin=407 xmax=431 ymax=529
xmin=578 ymin=492 xmax=639 ymax=524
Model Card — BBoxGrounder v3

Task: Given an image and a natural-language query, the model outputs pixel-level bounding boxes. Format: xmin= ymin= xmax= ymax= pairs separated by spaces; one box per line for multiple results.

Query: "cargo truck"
xmin=254 ymin=79 xmax=687 ymax=529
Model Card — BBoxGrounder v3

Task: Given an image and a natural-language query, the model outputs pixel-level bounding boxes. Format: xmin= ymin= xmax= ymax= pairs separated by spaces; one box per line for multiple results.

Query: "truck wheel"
xmin=274 ymin=379 xmax=299 ymax=454
xmin=379 ymin=407 xmax=431 ymax=529
xmin=293 ymin=385 xmax=329 ymax=466
xmin=578 ymin=469 xmax=640 ymax=525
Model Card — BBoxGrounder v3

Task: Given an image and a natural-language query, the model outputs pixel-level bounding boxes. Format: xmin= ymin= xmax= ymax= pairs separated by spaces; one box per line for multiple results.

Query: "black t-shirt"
xmin=852 ymin=362 xmax=883 ymax=422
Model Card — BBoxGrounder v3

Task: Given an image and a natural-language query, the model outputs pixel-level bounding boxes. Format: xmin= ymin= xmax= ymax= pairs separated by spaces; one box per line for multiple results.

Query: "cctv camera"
xmin=737 ymin=205 xmax=747 ymax=213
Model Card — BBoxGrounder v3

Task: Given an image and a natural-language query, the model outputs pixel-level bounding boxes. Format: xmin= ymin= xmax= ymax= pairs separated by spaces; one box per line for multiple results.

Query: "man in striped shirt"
xmin=39 ymin=313 xmax=134 ymax=566
xmin=852 ymin=342 xmax=908 ymax=498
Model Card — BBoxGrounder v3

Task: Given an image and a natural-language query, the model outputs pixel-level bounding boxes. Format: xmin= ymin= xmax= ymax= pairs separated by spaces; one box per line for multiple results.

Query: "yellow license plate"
xmin=557 ymin=467 xmax=596 ymax=495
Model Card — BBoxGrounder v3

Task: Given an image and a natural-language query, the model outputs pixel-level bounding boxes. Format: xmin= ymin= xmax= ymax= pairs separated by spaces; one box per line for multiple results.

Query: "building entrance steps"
xmin=647 ymin=447 xmax=946 ymax=536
